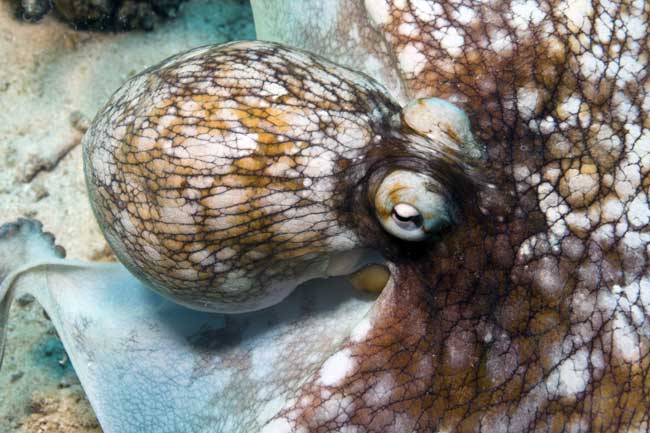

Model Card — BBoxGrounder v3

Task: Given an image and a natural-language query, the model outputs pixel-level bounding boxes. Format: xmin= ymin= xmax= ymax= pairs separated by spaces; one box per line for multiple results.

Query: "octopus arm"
xmin=0 ymin=218 xmax=376 ymax=432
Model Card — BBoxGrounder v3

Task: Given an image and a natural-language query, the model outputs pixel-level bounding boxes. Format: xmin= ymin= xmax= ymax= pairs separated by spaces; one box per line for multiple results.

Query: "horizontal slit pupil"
xmin=395 ymin=213 xmax=413 ymax=222
xmin=393 ymin=209 xmax=423 ymax=228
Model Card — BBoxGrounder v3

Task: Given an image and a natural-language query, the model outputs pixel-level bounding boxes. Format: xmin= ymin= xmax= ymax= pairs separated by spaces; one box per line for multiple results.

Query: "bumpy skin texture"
xmin=252 ymin=1 xmax=650 ymax=432
xmin=83 ymin=40 xmax=474 ymax=312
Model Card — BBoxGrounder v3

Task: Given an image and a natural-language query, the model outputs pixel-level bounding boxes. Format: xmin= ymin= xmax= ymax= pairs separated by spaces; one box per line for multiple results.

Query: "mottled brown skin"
xmin=83 ymin=41 xmax=478 ymax=313
xmin=252 ymin=1 xmax=650 ymax=432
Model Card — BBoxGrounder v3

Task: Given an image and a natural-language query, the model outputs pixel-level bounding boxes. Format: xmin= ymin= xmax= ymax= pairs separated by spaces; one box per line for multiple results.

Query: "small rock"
xmin=18 ymin=154 xmax=48 ymax=183
xmin=17 ymin=0 xmax=52 ymax=22
xmin=52 ymin=0 xmax=113 ymax=27
xmin=16 ymin=293 xmax=35 ymax=307
xmin=10 ymin=371 xmax=24 ymax=383
xmin=26 ymin=397 xmax=45 ymax=414
xmin=116 ymin=1 xmax=157 ymax=30
xmin=16 ymin=0 xmax=189 ymax=30
xmin=31 ymin=184 xmax=49 ymax=201
xmin=69 ymin=110 xmax=90 ymax=132
xmin=90 ymin=243 xmax=116 ymax=261
xmin=58 ymin=376 xmax=72 ymax=388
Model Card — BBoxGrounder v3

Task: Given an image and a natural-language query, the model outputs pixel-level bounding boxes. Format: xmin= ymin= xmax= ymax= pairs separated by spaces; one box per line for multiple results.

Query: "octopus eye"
xmin=374 ymin=170 xmax=452 ymax=242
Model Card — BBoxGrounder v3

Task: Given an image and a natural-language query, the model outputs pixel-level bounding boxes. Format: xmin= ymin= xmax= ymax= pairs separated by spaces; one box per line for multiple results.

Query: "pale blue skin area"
xmin=0 ymin=220 xmax=375 ymax=433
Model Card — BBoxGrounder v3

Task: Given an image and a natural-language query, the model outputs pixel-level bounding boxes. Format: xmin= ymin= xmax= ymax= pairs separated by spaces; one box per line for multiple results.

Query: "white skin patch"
xmin=364 ymin=373 xmax=394 ymax=408
xmin=547 ymin=347 xmax=590 ymax=397
xmin=601 ymin=195 xmax=625 ymax=222
xmin=350 ymin=316 xmax=372 ymax=342
xmin=510 ymin=0 xmax=545 ymax=30
xmin=119 ymin=209 xmax=137 ymax=235
xmin=538 ymin=183 xmax=570 ymax=241
xmin=516 ymin=87 xmax=540 ymax=120
xmin=533 ymin=256 xmax=565 ymax=298
xmin=566 ymin=210 xmax=591 ymax=234
xmin=579 ymin=51 xmax=606 ymax=77
xmin=454 ymin=5 xmax=476 ymax=25
xmin=433 ymin=26 xmax=465 ymax=57
xmin=318 ymin=348 xmax=356 ymax=386
xmin=260 ymin=418 xmax=293 ymax=433
xmin=251 ymin=342 xmax=282 ymax=381
xmin=134 ymin=134 xmax=156 ymax=151
xmin=627 ymin=193 xmax=650 ymax=229
xmin=561 ymin=0 xmax=593 ymax=32
xmin=389 ymin=413 xmax=417 ymax=433
xmin=612 ymin=312 xmax=644 ymax=363
xmin=143 ymin=245 xmax=162 ymax=261
xmin=556 ymin=95 xmax=582 ymax=124
xmin=410 ymin=0 xmax=438 ymax=21
xmin=398 ymin=43 xmax=427 ymax=77
xmin=398 ymin=21 xmax=417 ymax=36
xmin=160 ymin=205 xmax=197 ymax=226
xmin=313 ymin=394 xmax=354 ymax=424
xmin=490 ymin=28 xmax=514 ymax=52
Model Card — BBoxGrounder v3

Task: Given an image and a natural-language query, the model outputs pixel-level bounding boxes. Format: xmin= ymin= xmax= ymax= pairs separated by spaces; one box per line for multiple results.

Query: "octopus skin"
xmin=0 ymin=1 xmax=648 ymax=432
xmin=249 ymin=1 xmax=650 ymax=432
xmin=83 ymin=40 xmax=482 ymax=313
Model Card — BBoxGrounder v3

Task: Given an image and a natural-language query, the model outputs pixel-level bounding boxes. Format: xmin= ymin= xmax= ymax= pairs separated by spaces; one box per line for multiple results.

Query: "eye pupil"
xmin=391 ymin=203 xmax=423 ymax=230
xmin=394 ymin=213 xmax=412 ymax=222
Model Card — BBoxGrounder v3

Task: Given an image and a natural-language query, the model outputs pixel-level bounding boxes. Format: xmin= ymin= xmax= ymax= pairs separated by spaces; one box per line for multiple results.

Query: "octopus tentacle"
xmin=0 ymin=219 xmax=66 ymax=367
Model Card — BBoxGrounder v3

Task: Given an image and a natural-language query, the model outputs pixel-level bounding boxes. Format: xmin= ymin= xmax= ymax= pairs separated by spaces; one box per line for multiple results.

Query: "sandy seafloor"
xmin=0 ymin=1 xmax=255 ymax=431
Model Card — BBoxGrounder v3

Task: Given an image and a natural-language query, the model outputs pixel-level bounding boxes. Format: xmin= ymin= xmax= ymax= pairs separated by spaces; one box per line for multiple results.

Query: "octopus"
xmin=0 ymin=1 xmax=649 ymax=433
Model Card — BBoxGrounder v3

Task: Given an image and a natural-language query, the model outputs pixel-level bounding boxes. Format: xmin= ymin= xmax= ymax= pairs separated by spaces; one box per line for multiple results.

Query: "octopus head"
xmin=80 ymin=42 xmax=484 ymax=313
